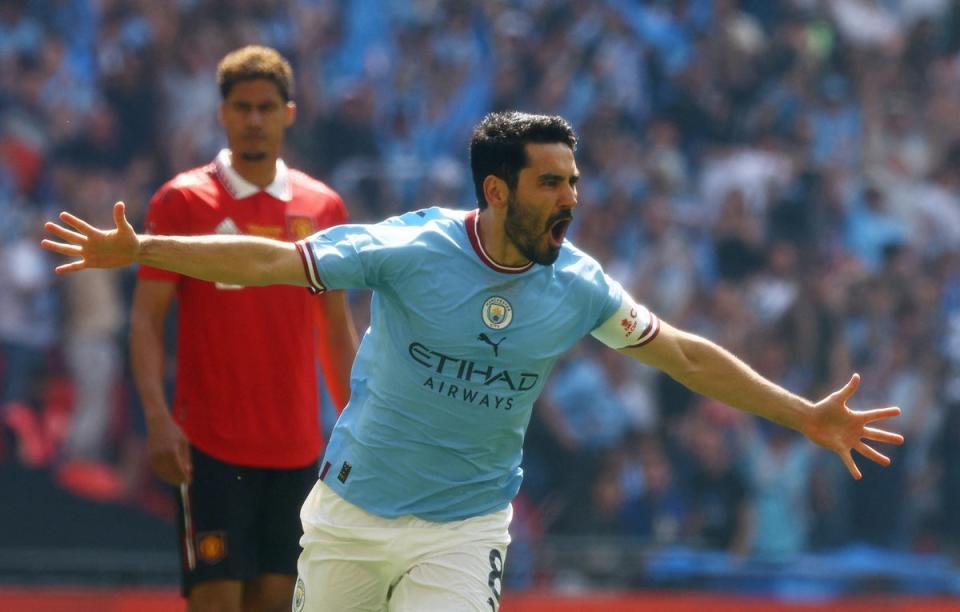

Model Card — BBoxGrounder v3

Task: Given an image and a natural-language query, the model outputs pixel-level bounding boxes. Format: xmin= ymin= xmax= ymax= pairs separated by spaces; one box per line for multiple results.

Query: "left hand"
xmin=41 ymin=201 xmax=140 ymax=274
xmin=801 ymin=373 xmax=904 ymax=479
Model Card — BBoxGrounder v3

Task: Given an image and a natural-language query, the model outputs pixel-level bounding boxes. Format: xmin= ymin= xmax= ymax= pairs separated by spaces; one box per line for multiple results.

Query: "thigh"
xmin=388 ymin=543 xmax=508 ymax=612
xmin=295 ymin=481 xmax=397 ymax=611
xmin=243 ymin=573 xmax=296 ymax=612
xmin=187 ymin=579 xmax=243 ymax=612
xmin=177 ymin=447 xmax=261 ymax=594
xmin=257 ymin=461 xmax=318 ymax=576
xmin=295 ymin=547 xmax=389 ymax=612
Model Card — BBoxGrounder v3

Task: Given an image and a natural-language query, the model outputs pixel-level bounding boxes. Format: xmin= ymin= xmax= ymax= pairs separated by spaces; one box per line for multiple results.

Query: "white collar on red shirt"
xmin=214 ymin=148 xmax=292 ymax=202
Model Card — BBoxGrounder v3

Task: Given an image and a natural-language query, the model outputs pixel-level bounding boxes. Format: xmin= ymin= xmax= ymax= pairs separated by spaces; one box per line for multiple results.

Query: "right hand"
xmin=41 ymin=201 xmax=140 ymax=274
xmin=146 ymin=412 xmax=193 ymax=485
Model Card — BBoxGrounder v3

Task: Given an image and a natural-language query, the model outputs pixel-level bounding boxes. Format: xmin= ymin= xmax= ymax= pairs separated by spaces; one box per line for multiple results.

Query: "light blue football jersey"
xmin=297 ymin=207 xmax=638 ymax=521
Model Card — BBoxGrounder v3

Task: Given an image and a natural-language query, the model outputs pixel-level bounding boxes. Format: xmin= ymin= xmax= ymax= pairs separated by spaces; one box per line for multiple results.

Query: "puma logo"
xmin=477 ymin=333 xmax=506 ymax=356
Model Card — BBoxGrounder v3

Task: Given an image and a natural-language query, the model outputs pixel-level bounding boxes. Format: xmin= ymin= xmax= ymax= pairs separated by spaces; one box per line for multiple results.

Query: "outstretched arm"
xmin=620 ymin=320 xmax=904 ymax=479
xmin=41 ymin=201 xmax=306 ymax=287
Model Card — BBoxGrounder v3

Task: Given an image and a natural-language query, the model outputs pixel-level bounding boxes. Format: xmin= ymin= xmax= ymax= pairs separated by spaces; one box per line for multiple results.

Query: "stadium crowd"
xmin=3 ymin=0 xmax=960 ymax=589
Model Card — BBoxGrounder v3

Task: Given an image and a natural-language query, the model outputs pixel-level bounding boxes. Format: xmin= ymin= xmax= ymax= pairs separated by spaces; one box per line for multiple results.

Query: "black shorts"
xmin=175 ymin=445 xmax=318 ymax=594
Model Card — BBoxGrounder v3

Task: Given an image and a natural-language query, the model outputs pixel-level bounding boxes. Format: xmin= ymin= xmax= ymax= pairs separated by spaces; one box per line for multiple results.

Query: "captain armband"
xmin=590 ymin=293 xmax=661 ymax=350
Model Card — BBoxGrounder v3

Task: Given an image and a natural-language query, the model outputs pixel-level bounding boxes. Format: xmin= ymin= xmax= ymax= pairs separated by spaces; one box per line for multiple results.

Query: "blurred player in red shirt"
xmin=129 ymin=46 xmax=357 ymax=612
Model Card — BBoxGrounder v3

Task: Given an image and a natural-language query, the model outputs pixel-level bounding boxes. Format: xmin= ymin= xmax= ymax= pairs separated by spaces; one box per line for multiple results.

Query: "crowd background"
xmin=3 ymin=0 xmax=960 ymax=594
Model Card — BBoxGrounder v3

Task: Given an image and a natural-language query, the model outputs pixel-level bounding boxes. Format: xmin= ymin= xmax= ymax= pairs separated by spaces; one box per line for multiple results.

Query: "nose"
xmin=247 ymin=110 xmax=264 ymax=127
xmin=560 ymin=182 xmax=577 ymax=210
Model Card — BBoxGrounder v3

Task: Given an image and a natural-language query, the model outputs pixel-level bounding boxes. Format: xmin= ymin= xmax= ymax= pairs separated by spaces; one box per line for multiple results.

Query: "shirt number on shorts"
xmin=487 ymin=548 xmax=503 ymax=611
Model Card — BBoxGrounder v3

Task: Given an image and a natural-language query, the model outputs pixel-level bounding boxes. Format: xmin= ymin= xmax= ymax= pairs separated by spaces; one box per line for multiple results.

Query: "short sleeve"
xmin=296 ymin=222 xmax=414 ymax=294
xmin=138 ymin=186 xmax=187 ymax=282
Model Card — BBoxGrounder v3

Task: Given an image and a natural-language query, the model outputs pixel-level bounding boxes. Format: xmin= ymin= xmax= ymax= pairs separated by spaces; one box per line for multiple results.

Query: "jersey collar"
xmin=214 ymin=148 xmax=292 ymax=202
xmin=464 ymin=209 xmax=534 ymax=274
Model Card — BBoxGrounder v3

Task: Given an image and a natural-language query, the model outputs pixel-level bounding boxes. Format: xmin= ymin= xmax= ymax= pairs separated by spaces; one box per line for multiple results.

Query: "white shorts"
xmin=294 ymin=480 xmax=512 ymax=612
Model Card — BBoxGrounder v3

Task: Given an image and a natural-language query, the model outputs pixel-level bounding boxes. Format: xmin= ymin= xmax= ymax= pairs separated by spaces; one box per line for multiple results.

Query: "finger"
xmin=856 ymin=442 xmax=891 ymax=466
xmin=113 ymin=201 xmax=128 ymax=229
xmin=44 ymin=223 xmax=88 ymax=244
xmin=40 ymin=239 xmax=83 ymax=256
xmin=859 ymin=406 xmax=902 ymax=423
xmin=836 ymin=373 xmax=861 ymax=402
xmin=55 ymin=260 xmax=87 ymax=274
xmin=178 ymin=441 xmax=193 ymax=484
xmin=863 ymin=427 xmax=904 ymax=445
xmin=840 ymin=450 xmax=862 ymax=480
xmin=59 ymin=211 xmax=99 ymax=235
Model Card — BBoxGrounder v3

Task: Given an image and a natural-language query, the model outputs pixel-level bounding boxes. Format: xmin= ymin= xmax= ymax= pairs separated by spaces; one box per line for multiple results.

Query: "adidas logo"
xmin=214 ymin=217 xmax=242 ymax=290
xmin=214 ymin=217 xmax=240 ymax=235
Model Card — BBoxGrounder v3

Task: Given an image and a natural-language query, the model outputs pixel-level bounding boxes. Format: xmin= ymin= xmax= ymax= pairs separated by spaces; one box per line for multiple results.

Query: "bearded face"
xmin=503 ymin=190 xmax=572 ymax=266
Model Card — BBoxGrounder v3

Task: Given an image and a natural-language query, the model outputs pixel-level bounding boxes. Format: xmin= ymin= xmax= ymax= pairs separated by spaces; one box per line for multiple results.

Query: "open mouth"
xmin=548 ymin=217 xmax=572 ymax=248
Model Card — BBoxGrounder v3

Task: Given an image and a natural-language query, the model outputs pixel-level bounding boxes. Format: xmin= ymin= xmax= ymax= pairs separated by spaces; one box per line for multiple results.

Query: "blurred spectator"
xmin=56 ymin=170 xmax=126 ymax=501
xmin=535 ymin=345 xmax=631 ymax=533
xmin=620 ymin=438 xmax=687 ymax=544
xmin=682 ymin=408 xmax=750 ymax=555
xmin=738 ymin=337 xmax=815 ymax=561
xmin=711 ymin=189 xmax=767 ymax=282
xmin=934 ymin=401 xmax=960 ymax=560
xmin=0 ymin=216 xmax=57 ymax=467
xmin=742 ymin=424 xmax=813 ymax=561
xmin=807 ymin=74 xmax=863 ymax=171
xmin=844 ymin=184 xmax=907 ymax=271
xmin=541 ymin=346 xmax=631 ymax=455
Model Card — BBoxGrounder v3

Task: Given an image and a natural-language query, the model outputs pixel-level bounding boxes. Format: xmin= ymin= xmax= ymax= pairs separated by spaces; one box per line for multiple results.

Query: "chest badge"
xmin=481 ymin=296 xmax=513 ymax=330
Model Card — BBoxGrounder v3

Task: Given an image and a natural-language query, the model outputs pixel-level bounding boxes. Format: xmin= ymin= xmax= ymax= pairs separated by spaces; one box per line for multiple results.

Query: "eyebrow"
xmin=538 ymin=173 xmax=580 ymax=184
xmin=231 ymin=100 xmax=279 ymax=109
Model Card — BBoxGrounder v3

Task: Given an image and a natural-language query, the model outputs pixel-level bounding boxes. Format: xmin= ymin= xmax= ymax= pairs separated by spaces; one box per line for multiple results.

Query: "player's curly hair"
xmin=470 ymin=112 xmax=577 ymax=209
xmin=217 ymin=45 xmax=294 ymax=102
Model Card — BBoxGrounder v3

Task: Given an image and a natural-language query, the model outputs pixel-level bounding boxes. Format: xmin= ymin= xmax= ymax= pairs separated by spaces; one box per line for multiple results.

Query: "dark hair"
xmin=469 ymin=111 xmax=577 ymax=209
xmin=217 ymin=45 xmax=294 ymax=102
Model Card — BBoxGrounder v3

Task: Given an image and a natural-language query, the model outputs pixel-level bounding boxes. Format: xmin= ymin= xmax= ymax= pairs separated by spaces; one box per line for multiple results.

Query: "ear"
xmin=285 ymin=101 xmax=297 ymax=127
xmin=483 ymin=175 xmax=510 ymax=210
xmin=217 ymin=102 xmax=225 ymax=128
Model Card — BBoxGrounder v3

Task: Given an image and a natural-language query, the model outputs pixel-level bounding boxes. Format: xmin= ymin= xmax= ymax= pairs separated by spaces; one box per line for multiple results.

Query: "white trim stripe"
xmin=180 ymin=482 xmax=197 ymax=571
xmin=296 ymin=240 xmax=326 ymax=294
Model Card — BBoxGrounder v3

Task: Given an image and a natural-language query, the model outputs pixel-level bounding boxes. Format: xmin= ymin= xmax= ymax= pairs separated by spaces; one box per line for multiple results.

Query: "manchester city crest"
xmin=294 ymin=577 xmax=306 ymax=611
xmin=482 ymin=296 xmax=513 ymax=330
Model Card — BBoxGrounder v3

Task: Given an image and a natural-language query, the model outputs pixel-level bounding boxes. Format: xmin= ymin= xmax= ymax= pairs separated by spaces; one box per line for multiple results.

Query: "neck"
xmin=230 ymin=151 xmax=278 ymax=188
xmin=477 ymin=207 xmax=530 ymax=268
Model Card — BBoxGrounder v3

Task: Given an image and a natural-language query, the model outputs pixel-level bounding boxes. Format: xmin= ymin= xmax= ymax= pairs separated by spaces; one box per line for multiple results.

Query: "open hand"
xmin=801 ymin=373 xmax=904 ymax=479
xmin=41 ymin=202 xmax=139 ymax=273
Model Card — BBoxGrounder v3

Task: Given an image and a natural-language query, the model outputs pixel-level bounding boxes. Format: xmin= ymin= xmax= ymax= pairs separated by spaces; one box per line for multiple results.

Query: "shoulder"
xmin=316 ymin=207 xmax=466 ymax=255
xmin=378 ymin=207 xmax=469 ymax=248
xmin=553 ymin=240 xmax=606 ymax=280
xmin=165 ymin=163 xmax=217 ymax=196
xmin=152 ymin=163 xmax=217 ymax=206
xmin=550 ymin=240 xmax=622 ymax=305
xmin=382 ymin=206 xmax=467 ymax=230
xmin=288 ymin=169 xmax=342 ymax=202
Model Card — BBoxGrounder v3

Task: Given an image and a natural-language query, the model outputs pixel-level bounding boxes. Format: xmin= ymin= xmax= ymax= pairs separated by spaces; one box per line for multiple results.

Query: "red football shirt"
xmin=139 ymin=150 xmax=348 ymax=468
